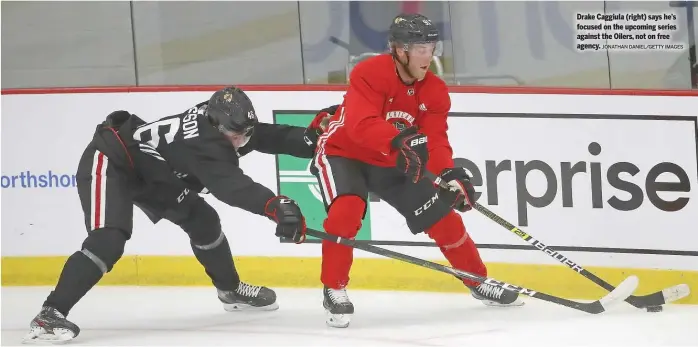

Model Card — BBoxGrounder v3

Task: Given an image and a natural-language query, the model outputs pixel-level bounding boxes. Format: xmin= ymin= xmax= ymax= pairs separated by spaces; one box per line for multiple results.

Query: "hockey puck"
xmin=646 ymin=305 xmax=663 ymax=312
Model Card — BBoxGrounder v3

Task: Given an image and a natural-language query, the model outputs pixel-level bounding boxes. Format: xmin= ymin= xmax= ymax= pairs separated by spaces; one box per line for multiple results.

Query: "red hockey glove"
xmin=303 ymin=105 xmax=338 ymax=148
xmin=390 ymin=126 xmax=429 ymax=183
xmin=438 ymin=167 xmax=476 ymax=212
xmin=264 ymin=196 xmax=307 ymax=243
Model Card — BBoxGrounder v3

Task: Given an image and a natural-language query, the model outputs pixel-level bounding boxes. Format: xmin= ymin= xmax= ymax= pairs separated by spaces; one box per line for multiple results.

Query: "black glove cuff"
xmin=303 ymin=128 xmax=321 ymax=147
xmin=320 ymin=104 xmax=339 ymax=115
xmin=264 ymin=195 xmax=287 ymax=220
xmin=440 ymin=167 xmax=470 ymax=182
xmin=390 ymin=126 xmax=419 ymax=150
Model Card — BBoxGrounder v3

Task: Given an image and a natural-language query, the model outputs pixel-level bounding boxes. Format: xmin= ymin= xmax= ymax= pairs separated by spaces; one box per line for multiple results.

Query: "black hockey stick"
xmin=329 ymin=36 xmax=350 ymax=50
xmin=304 ymin=228 xmax=638 ymax=314
xmin=427 ymin=173 xmax=690 ymax=309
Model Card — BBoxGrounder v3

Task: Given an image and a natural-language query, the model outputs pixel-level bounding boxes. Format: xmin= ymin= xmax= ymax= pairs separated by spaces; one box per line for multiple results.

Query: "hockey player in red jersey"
xmin=310 ymin=13 xmax=524 ymax=328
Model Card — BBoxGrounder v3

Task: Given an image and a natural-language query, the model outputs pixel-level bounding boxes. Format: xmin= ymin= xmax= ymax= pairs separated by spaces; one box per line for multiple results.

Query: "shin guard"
xmin=427 ymin=211 xmax=486 ymax=287
xmin=44 ymin=227 xmax=127 ymax=316
xmin=321 ymin=195 xmax=365 ymax=289
xmin=178 ymin=199 xmax=240 ymax=291
xmin=191 ymin=232 xmax=240 ymax=291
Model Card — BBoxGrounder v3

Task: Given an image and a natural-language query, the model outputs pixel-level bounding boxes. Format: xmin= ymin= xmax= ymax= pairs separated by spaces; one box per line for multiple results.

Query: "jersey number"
xmin=133 ymin=118 xmax=181 ymax=148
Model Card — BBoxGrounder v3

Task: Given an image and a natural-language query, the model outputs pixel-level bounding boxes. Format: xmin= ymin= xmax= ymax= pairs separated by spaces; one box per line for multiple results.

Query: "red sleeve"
xmin=417 ymin=80 xmax=455 ymax=175
xmin=343 ymin=66 xmax=400 ymax=154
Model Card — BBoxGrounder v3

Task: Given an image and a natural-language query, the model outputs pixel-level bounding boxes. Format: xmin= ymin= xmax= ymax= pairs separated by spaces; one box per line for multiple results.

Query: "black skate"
xmin=217 ymin=282 xmax=278 ymax=311
xmin=468 ymin=282 xmax=525 ymax=307
xmin=323 ymin=286 xmax=354 ymax=328
xmin=23 ymin=306 xmax=80 ymax=344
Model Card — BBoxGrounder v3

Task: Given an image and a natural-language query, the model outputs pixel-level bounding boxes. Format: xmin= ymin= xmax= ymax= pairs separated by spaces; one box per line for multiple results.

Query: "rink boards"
xmin=2 ymin=86 xmax=697 ymax=304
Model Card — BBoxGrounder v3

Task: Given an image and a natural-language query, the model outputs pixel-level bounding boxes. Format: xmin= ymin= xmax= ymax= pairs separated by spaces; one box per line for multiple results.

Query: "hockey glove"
xmin=303 ymin=105 xmax=338 ymax=148
xmin=390 ymin=126 xmax=429 ymax=183
xmin=264 ymin=196 xmax=307 ymax=243
xmin=438 ymin=167 xmax=476 ymax=212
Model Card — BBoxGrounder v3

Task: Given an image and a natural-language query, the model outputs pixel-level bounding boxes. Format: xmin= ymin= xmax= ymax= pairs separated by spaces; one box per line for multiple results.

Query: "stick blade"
xmin=662 ymin=283 xmax=691 ymax=304
xmin=599 ymin=275 xmax=640 ymax=309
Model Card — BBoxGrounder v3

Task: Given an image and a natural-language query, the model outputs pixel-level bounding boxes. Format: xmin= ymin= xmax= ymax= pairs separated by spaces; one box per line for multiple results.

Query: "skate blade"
xmin=480 ymin=298 xmax=526 ymax=307
xmin=325 ymin=311 xmax=352 ymax=328
xmin=22 ymin=328 xmax=75 ymax=345
xmin=223 ymin=301 xmax=279 ymax=312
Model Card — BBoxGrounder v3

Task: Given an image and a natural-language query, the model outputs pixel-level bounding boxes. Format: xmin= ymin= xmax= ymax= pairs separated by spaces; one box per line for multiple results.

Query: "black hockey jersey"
xmin=94 ymin=101 xmax=314 ymax=217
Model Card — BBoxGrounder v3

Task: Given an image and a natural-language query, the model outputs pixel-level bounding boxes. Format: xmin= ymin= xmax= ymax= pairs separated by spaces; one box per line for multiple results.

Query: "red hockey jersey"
xmin=317 ymin=54 xmax=455 ymax=175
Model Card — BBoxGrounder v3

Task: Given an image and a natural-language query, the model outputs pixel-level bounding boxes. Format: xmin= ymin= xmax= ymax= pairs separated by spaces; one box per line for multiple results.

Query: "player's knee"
xmin=177 ymin=199 xmax=223 ymax=247
xmin=80 ymin=227 xmax=128 ymax=274
xmin=324 ymin=195 xmax=366 ymax=238
xmin=427 ymin=211 xmax=469 ymax=249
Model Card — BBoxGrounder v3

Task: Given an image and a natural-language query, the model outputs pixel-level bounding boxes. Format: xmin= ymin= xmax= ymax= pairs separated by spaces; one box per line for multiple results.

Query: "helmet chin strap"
xmin=402 ymin=53 xmax=418 ymax=81
xmin=393 ymin=49 xmax=417 ymax=83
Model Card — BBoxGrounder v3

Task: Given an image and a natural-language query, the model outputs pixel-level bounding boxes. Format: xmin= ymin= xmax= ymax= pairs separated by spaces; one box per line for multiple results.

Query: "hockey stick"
xmin=304 ymin=228 xmax=638 ymax=314
xmin=427 ymin=173 xmax=691 ymax=309
xmin=329 ymin=36 xmax=350 ymax=50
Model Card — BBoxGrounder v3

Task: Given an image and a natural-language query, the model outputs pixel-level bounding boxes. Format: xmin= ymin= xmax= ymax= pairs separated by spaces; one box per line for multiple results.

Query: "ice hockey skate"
xmin=218 ymin=282 xmax=279 ymax=311
xmin=323 ymin=286 xmax=354 ymax=328
xmin=23 ymin=306 xmax=80 ymax=344
xmin=468 ymin=282 xmax=525 ymax=307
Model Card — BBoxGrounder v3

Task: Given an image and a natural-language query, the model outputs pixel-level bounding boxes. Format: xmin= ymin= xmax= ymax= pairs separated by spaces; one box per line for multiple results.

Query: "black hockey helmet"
xmin=206 ymin=86 xmax=258 ymax=138
xmin=388 ymin=13 xmax=443 ymax=56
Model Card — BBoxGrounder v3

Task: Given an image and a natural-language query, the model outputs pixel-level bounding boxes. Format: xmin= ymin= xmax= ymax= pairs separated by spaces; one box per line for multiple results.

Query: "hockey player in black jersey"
xmin=24 ymin=86 xmax=327 ymax=344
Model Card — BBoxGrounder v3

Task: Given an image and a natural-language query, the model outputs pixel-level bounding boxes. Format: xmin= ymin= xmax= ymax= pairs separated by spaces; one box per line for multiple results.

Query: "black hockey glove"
xmin=390 ymin=126 xmax=429 ymax=183
xmin=438 ymin=167 xmax=476 ymax=212
xmin=264 ymin=196 xmax=307 ymax=243
xmin=303 ymin=105 xmax=338 ymax=148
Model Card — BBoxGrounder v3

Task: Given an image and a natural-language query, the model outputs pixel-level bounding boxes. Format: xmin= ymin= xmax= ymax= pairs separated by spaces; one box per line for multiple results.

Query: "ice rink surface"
xmin=2 ymin=286 xmax=696 ymax=346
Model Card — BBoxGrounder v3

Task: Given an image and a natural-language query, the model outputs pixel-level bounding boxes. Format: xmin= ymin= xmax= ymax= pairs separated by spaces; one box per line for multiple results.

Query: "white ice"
xmin=2 ymin=286 xmax=696 ymax=346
